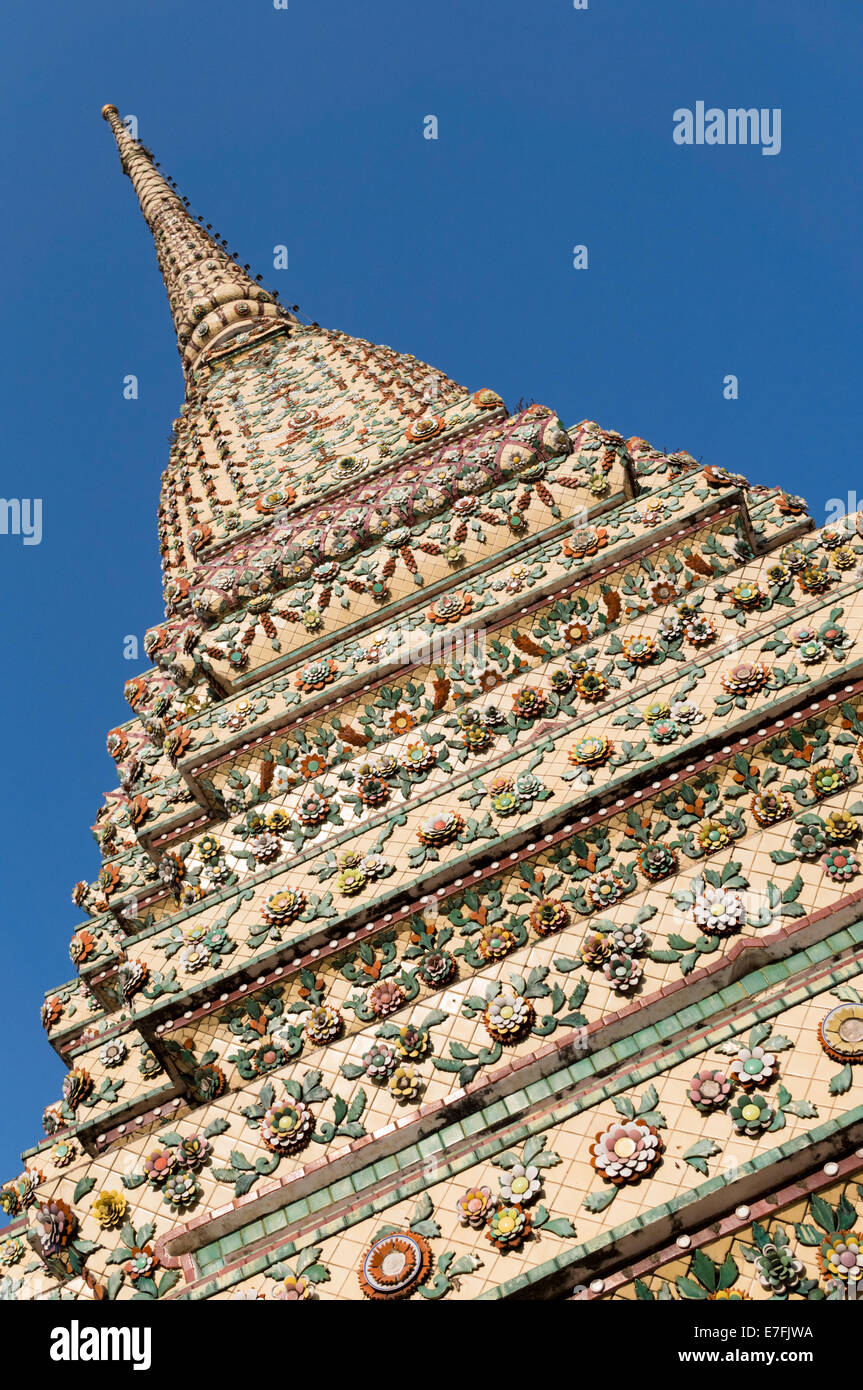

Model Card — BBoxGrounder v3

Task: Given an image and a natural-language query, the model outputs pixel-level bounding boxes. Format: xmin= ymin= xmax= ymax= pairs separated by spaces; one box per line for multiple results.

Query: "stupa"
xmin=1 ymin=106 xmax=862 ymax=1303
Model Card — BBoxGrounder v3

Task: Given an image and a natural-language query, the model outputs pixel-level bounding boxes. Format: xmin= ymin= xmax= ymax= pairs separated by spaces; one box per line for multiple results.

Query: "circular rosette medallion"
xmin=568 ymin=735 xmax=612 ymax=768
xmin=818 ymin=1231 xmax=863 ymax=1285
xmin=405 ymin=414 xmax=444 ymax=443
xmin=334 ymin=454 xmax=366 ymax=478
xmin=818 ymin=1004 xmax=863 ymax=1064
xmin=472 ymin=388 xmax=503 ymax=409
xmin=589 ymin=1119 xmax=662 ymax=1185
xmin=417 ymin=811 xmax=463 ymax=847
xmin=358 ymin=1230 xmax=432 ymax=1299
xmin=260 ymin=1099 xmax=314 ymax=1153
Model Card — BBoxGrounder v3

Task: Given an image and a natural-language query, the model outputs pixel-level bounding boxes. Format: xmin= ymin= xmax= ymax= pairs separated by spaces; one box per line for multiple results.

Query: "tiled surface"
xmin=3 ymin=111 xmax=863 ymax=1304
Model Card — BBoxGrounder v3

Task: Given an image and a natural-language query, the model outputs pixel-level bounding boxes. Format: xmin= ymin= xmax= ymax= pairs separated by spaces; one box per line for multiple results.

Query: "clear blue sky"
xmin=0 ymin=0 xmax=860 ymax=1179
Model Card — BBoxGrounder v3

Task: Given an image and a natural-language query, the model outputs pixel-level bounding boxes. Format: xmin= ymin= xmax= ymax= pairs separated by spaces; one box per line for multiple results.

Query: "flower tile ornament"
xmin=387 ymin=1066 xmax=420 ymax=1101
xmin=483 ymin=991 xmax=535 ymax=1043
xmin=91 ymin=1190 xmax=127 ymax=1229
xmin=364 ymin=978 xmax=405 ymax=1018
xmin=302 ymin=1004 xmax=342 ymax=1045
xmin=603 ymin=952 xmax=642 ymax=993
xmin=358 ymin=1231 xmax=432 ymax=1299
xmin=750 ymin=791 xmax=790 ymax=827
xmin=817 ymin=1231 xmax=863 ymax=1286
xmin=529 ymin=899 xmax=570 ymax=937
xmin=260 ymin=1100 xmax=314 ymax=1153
xmin=589 ymin=1120 xmax=662 ymax=1185
xmin=568 ymin=735 xmax=612 ymax=767
xmin=457 ymin=1186 xmax=496 ymax=1228
xmin=755 ymin=1234 xmax=805 ymax=1293
xmin=362 ymin=1042 xmax=398 ymax=1081
xmin=580 ymin=930 xmax=613 ymax=967
xmin=688 ymin=1069 xmax=733 ymax=1112
xmin=163 ymin=1172 xmax=201 ymax=1208
xmin=693 ymin=886 xmax=745 ymax=934
xmin=822 ymin=846 xmax=859 ymax=881
xmin=393 ymin=1023 xmax=430 ymax=1061
xmin=498 ymin=1163 xmax=542 ymax=1206
xmin=818 ymin=1004 xmax=863 ymax=1063
xmin=728 ymin=1046 xmax=778 ymax=1090
xmin=31 ymin=1199 xmax=76 ymax=1258
xmin=486 ymin=1204 xmax=531 ymax=1250
xmin=729 ymin=1093 xmax=776 ymax=1136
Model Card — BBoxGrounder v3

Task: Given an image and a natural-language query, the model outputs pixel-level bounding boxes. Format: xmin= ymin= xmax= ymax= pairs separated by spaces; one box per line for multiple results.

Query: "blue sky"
xmin=0 ymin=0 xmax=860 ymax=1179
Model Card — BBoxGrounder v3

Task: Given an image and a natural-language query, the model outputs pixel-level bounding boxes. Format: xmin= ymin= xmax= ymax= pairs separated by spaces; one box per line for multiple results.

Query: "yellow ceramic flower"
xmin=697 ymin=820 xmax=732 ymax=853
xmin=91 ymin=1189 xmax=127 ymax=1228
xmin=825 ymin=810 xmax=858 ymax=843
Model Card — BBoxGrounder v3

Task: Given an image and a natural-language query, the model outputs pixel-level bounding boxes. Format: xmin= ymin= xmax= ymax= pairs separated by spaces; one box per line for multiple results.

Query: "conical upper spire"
xmin=102 ymin=105 xmax=290 ymax=376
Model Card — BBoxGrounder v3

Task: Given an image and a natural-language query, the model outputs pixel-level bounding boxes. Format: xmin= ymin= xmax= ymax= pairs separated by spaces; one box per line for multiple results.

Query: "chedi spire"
xmin=101 ymin=105 xmax=290 ymax=376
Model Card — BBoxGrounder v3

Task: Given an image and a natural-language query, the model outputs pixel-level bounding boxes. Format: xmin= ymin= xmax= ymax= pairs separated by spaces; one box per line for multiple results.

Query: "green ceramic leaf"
xmin=612 ymin=1095 xmax=636 ymax=1121
xmin=829 ymin=1065 xmax=853 ymax=1095
xmin=583 ymin=1186 xmax=617 ymax=1213
xmin=717 ymin=1253 xmax=739 ymax=1290
xmin=810 ymin=1194 xmax=837 ymax=1234
xmin=793 ymin=1223 xmax=823 ymax=1247
xmin=203 ymin=1118 xmax=230 ymax=1138
xmin=691 ymin=1248 xmax=718 ymax=1292
xmin=542 ymin=1217 xmax=577 ymax=1238
xmin=675 ymin=1274 xmax=708 ymax=1300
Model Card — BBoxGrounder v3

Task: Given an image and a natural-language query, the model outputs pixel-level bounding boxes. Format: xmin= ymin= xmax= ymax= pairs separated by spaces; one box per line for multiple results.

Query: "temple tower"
xmin=1 ymin=108 xmax=862 ymax=1304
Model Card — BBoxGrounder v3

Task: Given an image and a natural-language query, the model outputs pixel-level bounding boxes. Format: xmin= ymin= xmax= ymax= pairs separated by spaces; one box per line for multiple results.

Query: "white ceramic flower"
xmin=498 ymin=1163 xmax=542 ymax=1206
xmin=590 ymin=1121 xmax=661 ymax=1183
xmin=729 ymin=1045 xmax=777 ymax=1088
xmin=99 ymin=1040 xmax=127 ymax=1068
xmin=693 ymin=887 xmax=745 ymax=933
xmin=179 ymin=943 xmax=209 ymax=973
xmin=669 ymin=698 xmax=703 ymax=725
xmin=270 ymin=765 xmax=293 ymax=793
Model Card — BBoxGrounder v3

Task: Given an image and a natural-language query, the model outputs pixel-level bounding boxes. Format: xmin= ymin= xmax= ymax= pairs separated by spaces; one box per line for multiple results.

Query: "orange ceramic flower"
xmin=427 ymin=593 xmax=472 ymax=624
xmin=568 ymin=735 xmax=612 ymax=767
xmin=472 ymin=388 xmax=503 ymax=409
xmin=575 ymin=670 xmax=609 ymax=702
xmin=298 ymin=752 xmax=327 ymax=779
xmin=98 ymin=864 xmax=121 ymax=897
xmin=561 ymin=621 xmax=591 ymax=649
xmin=564 ymin=525 xmax=608 ymax=559
xmin=358 ymin=1230 xmax=432 ymax=1299
xmin=163 ymin=727 xmax=192 ymax=764
xmin=405 ymin=414 xmax=445 ymax=443
xmin=294 ymin=658 xmax=338 ymax=693
xmin=387 ymin=708 xmax=416 ymax=736
xmin=621 ymin=634 xmax=657 ymax=665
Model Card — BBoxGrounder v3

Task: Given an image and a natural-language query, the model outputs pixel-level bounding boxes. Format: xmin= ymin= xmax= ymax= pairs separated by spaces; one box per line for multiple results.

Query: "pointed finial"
xmin=102 ymin=107 xmax=290 ymax=376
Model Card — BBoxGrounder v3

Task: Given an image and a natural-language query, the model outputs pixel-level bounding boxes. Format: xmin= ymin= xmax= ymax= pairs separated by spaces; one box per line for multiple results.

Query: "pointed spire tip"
xmin=101 ymin=108 xmax=291 ymax=375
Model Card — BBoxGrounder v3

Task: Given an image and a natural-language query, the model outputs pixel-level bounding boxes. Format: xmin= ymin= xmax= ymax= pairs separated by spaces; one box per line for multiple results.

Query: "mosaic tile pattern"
xmin=1 ymin=108 xmax=862 ymax=1304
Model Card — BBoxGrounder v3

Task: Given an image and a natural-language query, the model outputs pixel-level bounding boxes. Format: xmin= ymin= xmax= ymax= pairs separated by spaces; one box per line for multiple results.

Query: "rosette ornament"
xmin=589 ymin=1120 xmax=662 ymax=1185
xmin=358 ymin=1231 xmax=432 ymax=1299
